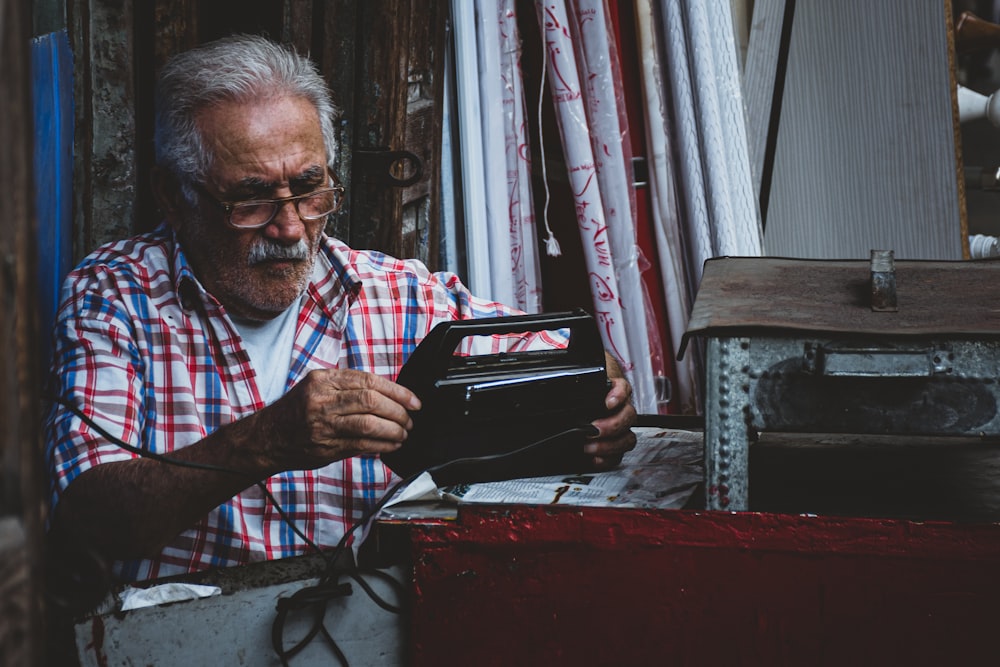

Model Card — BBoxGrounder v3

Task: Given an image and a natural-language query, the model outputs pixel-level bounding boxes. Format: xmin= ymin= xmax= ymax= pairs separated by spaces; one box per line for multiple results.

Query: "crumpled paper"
xmin=352 ymin=471 xmax=442 ymax=561
xmin=119 ymin=582 xmax=222 ymax=611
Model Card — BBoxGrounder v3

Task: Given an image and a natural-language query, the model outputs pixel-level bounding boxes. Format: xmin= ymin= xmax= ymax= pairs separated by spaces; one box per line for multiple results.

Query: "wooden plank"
xmin=134 ymin=1 xmax=200 ymax=233
xmin=152 ymin=0 xmax=198 ymax=73
xmin=0 ymin=521 xmax=30 ymax=667
xmin=410 ymin=505 xmax=1000 ymax=665
xmin=318 ymin=0 xmax=358 ymax=245
xmin=351 ymin=0 xmax=444 ymax=267
xmin=0 ymin=0 xmax=43 ymax=661
xmin=282 ymin=0 xmax=313 ymax=54
xmin=352 ymin=0 xmax=409 ymax=256
xmin=743 ymin=0 xmax=785 ymax=208
xmin=69 ymin=0 xmax=138 ymax=258
xmin=402 ymin=0 xmax=444 ymax=268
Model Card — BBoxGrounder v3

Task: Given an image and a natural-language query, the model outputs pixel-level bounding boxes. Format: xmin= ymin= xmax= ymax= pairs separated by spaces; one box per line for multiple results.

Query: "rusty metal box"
xmin=683 ymin=256 xmax=1000 ymax=510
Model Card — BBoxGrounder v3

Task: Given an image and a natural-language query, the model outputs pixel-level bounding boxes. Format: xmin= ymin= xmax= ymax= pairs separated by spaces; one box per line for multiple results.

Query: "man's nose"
xmin=262 ymin=198 xmax=306 ymax=243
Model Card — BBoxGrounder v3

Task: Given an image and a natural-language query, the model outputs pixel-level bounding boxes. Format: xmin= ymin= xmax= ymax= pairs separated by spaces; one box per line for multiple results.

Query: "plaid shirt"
xmin=45 ymin=224 xmax=554 ymax=582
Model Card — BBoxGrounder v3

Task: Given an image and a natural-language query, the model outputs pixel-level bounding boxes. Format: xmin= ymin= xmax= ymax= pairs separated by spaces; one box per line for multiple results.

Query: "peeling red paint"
xmin=88 ymin=616 xmax=107 ymax=667
xmin=406 ymin=506 xmax=1000 ymax=665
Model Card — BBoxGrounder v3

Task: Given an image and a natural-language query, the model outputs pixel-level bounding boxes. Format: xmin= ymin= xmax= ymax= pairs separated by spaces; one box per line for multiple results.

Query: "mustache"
xmin=247 ymin=239 xmax=312 ymax=266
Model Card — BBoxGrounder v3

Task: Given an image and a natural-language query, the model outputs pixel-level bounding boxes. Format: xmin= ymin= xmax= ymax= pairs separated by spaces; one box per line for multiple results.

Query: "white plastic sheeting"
xmin=449 ymin=0 xmax=761 ymax=414
xmin=475 ymin=0 xmax=517 ymax=307
xmin=534 ymin=0 xmax=641 ymax=408
xmin=451 ymin=0 xmax=496 ymax=299
xmin=452 ymin=0 xmax=546 ymax=310
xmin=635 ymin=0 xmax=763 ymax=413
xmin=499 ymin=0 xmax=544 ymax=312
xmin=633 ymin=0 xmax=695 ymax=413
xmin=554 ymin=0 xmax=662 ymax=413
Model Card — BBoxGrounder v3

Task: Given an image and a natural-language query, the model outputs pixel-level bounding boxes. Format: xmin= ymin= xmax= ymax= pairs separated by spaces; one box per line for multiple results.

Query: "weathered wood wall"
xmin=1 ymin=0 xmax=43 ymax=662
xmin=353 ymin=0 xmax=444 ymax=266
xmin=69 ymin=0 xmax=445 ymax=270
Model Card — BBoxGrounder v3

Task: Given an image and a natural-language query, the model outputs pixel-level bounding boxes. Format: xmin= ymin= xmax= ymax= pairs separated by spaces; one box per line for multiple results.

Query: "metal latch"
xmin=870 ymin=249 xmax=898 ymax=312
xmin=803 ymin=342 xmax=953 ymax=377
xmin=354 ymin=148 xmax=423 ymax=187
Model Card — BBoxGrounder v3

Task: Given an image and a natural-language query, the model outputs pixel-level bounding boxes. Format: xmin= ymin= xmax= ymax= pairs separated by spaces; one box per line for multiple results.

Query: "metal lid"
xmin=679 ymin=256 xmax=1000 ymax=357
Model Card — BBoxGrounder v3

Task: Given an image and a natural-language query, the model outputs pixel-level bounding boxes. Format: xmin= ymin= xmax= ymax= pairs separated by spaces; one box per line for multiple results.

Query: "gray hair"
xmin=154 ymin=34 xmax=339 ymax=199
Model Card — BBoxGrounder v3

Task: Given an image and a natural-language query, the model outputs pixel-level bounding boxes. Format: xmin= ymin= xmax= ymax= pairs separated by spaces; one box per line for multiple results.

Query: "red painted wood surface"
xmin=406 ymin=505 xmax=1000 ymax=666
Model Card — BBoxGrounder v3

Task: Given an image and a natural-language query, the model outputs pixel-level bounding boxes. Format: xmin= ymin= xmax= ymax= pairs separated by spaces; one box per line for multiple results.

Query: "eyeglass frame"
xmin=190 ymin=177 xmax=346 ymax=230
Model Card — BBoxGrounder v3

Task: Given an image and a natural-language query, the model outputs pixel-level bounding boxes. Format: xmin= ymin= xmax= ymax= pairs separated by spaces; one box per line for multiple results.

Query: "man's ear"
xmin=150 ymin=166 xmax=187 ymax=230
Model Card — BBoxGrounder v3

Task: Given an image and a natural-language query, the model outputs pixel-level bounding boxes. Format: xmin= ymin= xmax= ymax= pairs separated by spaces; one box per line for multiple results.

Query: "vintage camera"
xmin=381 ymin=310 xmax=611 ymax=486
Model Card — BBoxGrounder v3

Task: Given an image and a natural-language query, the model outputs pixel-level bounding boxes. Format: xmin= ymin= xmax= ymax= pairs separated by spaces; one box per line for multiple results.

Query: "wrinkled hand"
xmin=585 ymin=368 xmax=637 ymax=470
xmin=261 ymin=368 xmax=421 ymax=472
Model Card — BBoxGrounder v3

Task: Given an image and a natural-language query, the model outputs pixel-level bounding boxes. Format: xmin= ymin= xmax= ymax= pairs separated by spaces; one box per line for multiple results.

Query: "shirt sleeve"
xmin=44 ymin=268 xmax=147 ymax=510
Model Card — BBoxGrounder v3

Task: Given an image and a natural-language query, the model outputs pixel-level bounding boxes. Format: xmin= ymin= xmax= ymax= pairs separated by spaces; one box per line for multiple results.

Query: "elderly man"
xmin=44 ymin=34 xmax=637 ymax=585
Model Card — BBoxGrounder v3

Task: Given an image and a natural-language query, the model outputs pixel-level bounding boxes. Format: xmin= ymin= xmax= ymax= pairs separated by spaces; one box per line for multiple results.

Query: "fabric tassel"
xmin=544 ymin=232 xmax=562 ymax=257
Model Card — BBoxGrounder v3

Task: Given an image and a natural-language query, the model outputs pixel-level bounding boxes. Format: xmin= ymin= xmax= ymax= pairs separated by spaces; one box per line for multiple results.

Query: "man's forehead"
xmin=196 ymin=95 xmax=328 ymax=192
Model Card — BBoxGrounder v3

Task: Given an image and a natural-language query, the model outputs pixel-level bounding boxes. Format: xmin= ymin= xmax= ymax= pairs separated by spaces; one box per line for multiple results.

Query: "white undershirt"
xmin=230 ymin=297 xmax=301 ymax=405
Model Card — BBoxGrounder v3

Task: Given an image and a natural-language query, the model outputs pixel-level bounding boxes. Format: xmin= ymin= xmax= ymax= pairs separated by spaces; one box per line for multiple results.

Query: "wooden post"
xmin=0 ymin=0 xmax=44 ymax=663
xmin=69 ymin=0 xmax=138 ymax=256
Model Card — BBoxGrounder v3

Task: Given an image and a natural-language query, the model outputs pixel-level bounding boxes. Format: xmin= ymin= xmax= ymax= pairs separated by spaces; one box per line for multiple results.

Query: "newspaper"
xmin=441 ymin=427 xmax=703 ymax=509
xmin=378 ymin=427 xmax=704 ymax=518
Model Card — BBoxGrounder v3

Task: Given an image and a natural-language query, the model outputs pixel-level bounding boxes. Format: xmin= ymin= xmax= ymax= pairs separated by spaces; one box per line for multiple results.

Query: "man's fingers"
xmin=583 ymin=373 xmax=638 ymax=466
xmin=300 ymin=368 xmax=419 ymax=429
xmin=604 ymin=375 xmax=632 ymax=411
xmin=583 ymin=428 xmax=637 ymax=457
xmin=314 ymin=368 xmax=421 ymax=411
xmin=591 ymin=399 xmax=637 ymax=440
xmin=316 ymin=410 xmax=411 ymax=444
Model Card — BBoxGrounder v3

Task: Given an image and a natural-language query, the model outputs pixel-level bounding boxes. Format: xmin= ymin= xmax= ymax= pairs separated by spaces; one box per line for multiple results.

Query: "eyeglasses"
xmin=192 ymin=180 xmax=345 ymax=229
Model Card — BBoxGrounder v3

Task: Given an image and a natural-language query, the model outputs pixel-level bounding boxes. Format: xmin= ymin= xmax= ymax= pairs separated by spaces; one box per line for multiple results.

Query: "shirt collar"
xmin=166 ymin=224 xmax=209 ymax=312
xmin=306 ymin=235 xmax=362 ymax=327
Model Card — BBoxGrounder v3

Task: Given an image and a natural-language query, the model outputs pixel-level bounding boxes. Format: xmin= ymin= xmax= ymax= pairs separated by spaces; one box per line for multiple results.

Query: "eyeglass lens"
xmin=230 ymin=189 xmax=341 ymax=228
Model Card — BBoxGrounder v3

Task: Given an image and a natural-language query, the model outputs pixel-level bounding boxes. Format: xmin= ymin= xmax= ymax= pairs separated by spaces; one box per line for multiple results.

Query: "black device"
xmin=381 ymin=309 xmax=611 ymax=486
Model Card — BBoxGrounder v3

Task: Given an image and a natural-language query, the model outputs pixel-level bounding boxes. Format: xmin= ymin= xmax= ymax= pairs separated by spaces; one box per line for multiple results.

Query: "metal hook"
xmin=355 ymin=148 xmax=424 ymax=187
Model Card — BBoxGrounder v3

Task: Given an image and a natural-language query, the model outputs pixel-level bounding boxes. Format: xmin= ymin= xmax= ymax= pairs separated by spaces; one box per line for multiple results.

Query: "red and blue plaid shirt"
xmin=44 ymin=224 xmax=556 ymax=582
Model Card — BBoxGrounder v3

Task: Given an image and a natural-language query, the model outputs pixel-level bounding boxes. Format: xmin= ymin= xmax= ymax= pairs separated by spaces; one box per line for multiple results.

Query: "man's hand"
xmin=259 ymin=368 xmax=422 ymax=473
xmin=584 ymin=355 xmax=638 ymax=470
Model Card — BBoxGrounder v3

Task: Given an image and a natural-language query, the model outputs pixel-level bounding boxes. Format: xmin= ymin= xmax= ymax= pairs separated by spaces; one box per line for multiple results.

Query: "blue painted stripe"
xmin=32 ymin=30 xmax=74 ymax=371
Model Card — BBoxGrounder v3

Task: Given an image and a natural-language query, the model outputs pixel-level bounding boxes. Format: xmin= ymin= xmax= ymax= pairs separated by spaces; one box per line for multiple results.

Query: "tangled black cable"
xmin=49 ymin=394 xmax=596 ymax=666
xmin=50 ymin=395 xmax=324 ymax=554
xmin=269 ymin=424 xmax=598 ymax=666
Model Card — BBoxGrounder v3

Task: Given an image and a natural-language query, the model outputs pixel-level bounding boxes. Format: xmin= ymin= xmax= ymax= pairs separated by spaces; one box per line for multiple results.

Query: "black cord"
xmin=270 ymin=423 xmax=599 ymax=667
xmin=51 ymin=393 xmax=603 ymax=666
xmin=348 ymin=568 xmax=406 ymax=614
xmin=50 ymin=392 xmax=372 ymax=665
xmin=49 ymin=395 xmax=331 ymax=565
xmin=52 ymin=394 xmax=263 ymax=477
xmin=633 ymin=412 xmax=704 ymax=430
